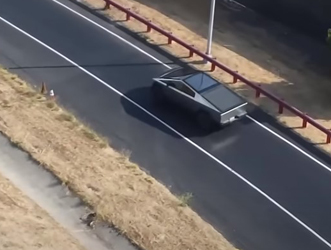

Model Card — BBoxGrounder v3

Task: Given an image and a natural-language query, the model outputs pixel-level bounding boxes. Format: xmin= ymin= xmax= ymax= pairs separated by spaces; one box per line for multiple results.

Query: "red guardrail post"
xmin=302 ymin=115 xmax=308 ymax=128
xmin=146 ymin=21 xmax=152 ymax=32
xmin=167 ymin=34 xmax=172 ymax=44
xmin=104 ymin=0 xmax=110 ymax=10
xmin=278 ymin=103 xmax=283 ymax=114
xmin=189 ymin=46 xmax=194 ymax=57
xmin=189 ymin=50 xmax=194 ymax=57
xmin=233 ymin=76 xmax=238 ymax=83
xmin=126 ymin=12 xmax=131 ymax=21
xmin=327 ymin=132 xmax=331 ymax=144
xmin=211 ymin=63 xmax=216 ymax=72
xmin=255 ymin=85 xmax=261 ymax=98
xmin=255 ymin=90 xmax=260 ymax=98
xmin=232 ymin=71 xmax=239 ymax=84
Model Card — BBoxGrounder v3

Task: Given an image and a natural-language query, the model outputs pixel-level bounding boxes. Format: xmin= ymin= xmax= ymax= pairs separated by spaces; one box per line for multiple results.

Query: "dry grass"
xmin=0 ymin=68 xmax=238 ymax=249
xmin=0 ymin=173 xmax=85 ymax=250
xmin=177 ymin=192 xmax=193 ymax=207
xmin=82 ymin=0 xmax=331 ymax=153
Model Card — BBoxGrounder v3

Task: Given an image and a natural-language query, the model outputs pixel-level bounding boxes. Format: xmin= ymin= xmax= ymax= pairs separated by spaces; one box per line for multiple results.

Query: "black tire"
xmin=196 ymin=111 xmax=213 ymax=131
xmin=151 ymin=84 xmax=165 ymax=104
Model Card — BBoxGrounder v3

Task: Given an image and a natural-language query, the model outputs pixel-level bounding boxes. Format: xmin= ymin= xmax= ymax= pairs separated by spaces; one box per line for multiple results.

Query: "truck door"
xmin=163 ymin=80 xmax=197 ymax=112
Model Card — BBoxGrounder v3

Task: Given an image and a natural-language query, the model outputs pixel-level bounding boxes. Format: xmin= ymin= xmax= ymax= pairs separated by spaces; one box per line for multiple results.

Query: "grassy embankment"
xmin=0 ymin=68 xmax=238 ymax=250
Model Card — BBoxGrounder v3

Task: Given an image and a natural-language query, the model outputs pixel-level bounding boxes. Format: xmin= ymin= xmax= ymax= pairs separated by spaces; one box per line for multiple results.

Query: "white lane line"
xmin=0 ymin=15 xmax=330 ymax=248
xmin=52 ymin=0 xmax=171 ymax=70
xmin=248 ymin=115 xmax=331 ymax=173
xmin=53 ymin=0 xmax=331 ymax=174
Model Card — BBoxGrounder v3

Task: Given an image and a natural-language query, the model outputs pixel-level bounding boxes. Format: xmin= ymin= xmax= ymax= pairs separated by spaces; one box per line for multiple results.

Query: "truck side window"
xmin=168 ymin=81 xmax=195 ymax=97
xmin=180 ymin=85 xmax=195 ymax=97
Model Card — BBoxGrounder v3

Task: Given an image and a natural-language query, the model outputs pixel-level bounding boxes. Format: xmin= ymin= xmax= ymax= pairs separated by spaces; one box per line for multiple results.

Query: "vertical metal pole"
xmin=206 ymin=0 xmax=216 ymax=57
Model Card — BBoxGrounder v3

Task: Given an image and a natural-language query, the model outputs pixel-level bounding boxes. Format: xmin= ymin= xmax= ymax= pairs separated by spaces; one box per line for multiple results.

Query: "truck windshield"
xmin=185 ymin=73 xmax=218 ymax=93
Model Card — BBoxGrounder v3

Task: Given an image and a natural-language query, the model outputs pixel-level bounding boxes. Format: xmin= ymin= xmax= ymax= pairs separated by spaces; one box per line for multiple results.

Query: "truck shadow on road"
xmin=120 ymin=86 xmax=225 ymax=138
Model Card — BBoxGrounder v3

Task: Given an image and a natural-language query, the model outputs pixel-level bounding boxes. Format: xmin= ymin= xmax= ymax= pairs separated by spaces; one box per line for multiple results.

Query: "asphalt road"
xmin=1 ymin=0 xmax=331 ymax=249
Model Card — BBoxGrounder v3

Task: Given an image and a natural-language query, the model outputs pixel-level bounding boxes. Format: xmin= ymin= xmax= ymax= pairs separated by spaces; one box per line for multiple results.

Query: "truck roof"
xmin=184 ymin=72 xmax=247 ymax=113
xmin=160 ymin=68 xmax=247 ymax=113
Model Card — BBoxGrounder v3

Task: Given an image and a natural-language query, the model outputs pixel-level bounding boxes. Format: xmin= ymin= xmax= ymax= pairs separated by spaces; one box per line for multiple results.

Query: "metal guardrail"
xmin=104 ymin=0 xmax=331 ymax=143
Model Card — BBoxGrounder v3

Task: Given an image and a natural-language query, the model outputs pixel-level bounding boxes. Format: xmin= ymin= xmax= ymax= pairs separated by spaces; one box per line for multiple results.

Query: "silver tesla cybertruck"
xmin=151 ymin=67 xmax=248 ymax=131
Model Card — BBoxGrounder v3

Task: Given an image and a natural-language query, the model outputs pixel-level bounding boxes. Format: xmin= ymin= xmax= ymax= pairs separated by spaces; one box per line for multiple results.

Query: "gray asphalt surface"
xmin=1 ymin=0 xmax=331 ymax=249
